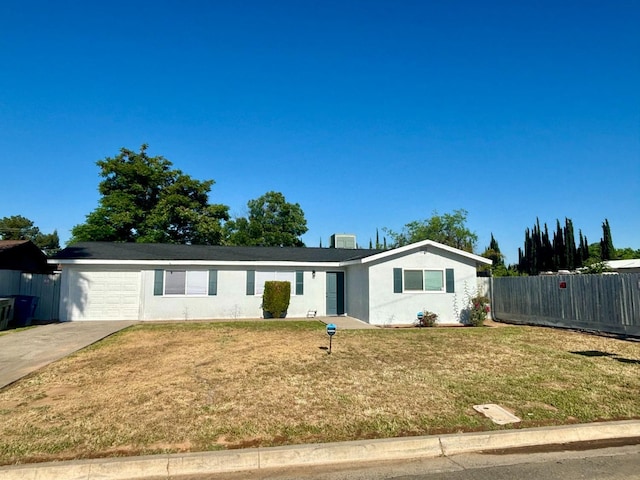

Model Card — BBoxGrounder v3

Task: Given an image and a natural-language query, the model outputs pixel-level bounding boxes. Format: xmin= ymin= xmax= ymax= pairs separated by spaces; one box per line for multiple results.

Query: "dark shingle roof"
xmin=53 ymin=242 xmax=383 ymax=263
xmin=0 ymin=240 xmax=51 ymax=273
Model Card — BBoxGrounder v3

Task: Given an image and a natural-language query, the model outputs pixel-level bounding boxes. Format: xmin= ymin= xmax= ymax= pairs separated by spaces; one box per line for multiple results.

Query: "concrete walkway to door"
xmin=0 ymin=321 xmax=137 ymax=390
xmin=317 ymin=316 xmax=379 ymax=330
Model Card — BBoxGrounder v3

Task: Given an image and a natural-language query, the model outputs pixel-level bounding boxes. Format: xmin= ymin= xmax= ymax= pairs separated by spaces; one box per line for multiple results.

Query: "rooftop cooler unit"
xmin=330 ymin=234 xmax=356 ymax=249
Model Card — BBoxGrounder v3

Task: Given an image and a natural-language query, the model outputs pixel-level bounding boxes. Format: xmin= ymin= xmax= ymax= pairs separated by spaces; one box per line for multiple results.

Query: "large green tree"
xmin=385 ymin=209 xmax=478 ymax=252
xmin=225 ymin=191 xmax=308 ymax=247
xmin=70 ymin=145 xmax=229 ymax=244
xmin=0 ymin=215 xmax=60 ymax=255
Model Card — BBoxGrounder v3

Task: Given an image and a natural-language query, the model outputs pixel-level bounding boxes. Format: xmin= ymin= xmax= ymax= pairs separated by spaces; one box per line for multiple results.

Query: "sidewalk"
xmin=1 ymin=420 xmax=638 ymax=479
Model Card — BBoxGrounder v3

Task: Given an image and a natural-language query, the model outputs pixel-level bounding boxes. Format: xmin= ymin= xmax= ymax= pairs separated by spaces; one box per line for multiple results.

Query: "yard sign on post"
xmin=326 ymin=323 xmax=337 ymax=354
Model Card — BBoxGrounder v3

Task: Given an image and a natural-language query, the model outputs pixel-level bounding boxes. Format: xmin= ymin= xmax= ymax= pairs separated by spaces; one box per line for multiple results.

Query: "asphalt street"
xmin=168 ymin=445 xmax=640 ymax=480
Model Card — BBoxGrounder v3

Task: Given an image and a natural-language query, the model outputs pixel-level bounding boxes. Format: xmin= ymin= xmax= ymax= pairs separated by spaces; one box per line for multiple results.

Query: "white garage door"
xmin=68 ymin=270 xmax=140 ymax=320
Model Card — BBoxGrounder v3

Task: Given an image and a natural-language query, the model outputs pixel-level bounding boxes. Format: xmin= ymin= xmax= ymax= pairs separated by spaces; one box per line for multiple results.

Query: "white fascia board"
xmin=50 ymin=259 xmax=342 ymax=268
xmin=351 ymin=240 xmax=492 ymax=266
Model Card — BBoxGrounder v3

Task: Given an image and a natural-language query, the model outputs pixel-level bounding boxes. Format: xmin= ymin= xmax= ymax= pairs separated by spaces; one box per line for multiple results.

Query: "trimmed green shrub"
xmin=262 ymin=281 xmax=291 ymax=318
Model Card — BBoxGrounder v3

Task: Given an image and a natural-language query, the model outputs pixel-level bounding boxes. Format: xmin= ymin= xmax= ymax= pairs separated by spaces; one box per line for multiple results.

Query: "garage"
xmin=67 ymin=270 xmax=140 ymax=320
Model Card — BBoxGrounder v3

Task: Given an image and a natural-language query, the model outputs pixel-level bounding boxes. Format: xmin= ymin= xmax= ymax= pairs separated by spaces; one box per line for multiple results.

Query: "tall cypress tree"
xmin=564 ymin=218 xmax=577 ymax=270
xmin=541 ymin=222 xmax=553 ymax=272
xmin=552 ymin=219 xmax=565 ymax=270
xmin=600 ymin=219 xmax=615 ymax=260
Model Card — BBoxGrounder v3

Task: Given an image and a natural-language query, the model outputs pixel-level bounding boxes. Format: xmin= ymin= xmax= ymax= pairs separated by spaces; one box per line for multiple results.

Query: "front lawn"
xmin=0 ymin=321 xmax=638 ymax=465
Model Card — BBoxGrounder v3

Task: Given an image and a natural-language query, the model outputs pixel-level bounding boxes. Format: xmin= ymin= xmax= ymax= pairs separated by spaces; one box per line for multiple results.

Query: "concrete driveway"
xmin=0 ymin=321 xmax=137 ymax=389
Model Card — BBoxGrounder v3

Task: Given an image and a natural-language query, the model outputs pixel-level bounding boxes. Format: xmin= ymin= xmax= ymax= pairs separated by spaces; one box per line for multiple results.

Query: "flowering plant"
xmin=417 ymin=310 xmax=438 ymax=327
xmin=468 ymin=296 xmax=490 ymax=327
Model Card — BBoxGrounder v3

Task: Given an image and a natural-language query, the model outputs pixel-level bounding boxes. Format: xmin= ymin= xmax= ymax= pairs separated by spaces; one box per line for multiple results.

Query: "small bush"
xmin=262 ymin=281 xmax=291 ymax=318
xmin=468 ymin=296 xmax=490 ymax=327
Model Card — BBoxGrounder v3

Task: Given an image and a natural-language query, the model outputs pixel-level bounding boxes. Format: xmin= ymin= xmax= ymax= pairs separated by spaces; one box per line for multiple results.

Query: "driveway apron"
xmin=0 ymin=321 xmax=137 ymax=389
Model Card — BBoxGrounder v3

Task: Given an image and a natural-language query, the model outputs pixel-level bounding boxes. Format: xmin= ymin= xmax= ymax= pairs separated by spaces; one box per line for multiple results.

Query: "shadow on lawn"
xmin=570 ymin=350 xmax=640 ymax=365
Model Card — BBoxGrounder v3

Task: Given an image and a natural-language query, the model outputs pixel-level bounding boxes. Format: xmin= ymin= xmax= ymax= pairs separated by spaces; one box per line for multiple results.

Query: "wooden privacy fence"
xmin=491 ymin=274 xmax=640 ymax=336
xmin=0 ymin=270 xmax=61 ymax=322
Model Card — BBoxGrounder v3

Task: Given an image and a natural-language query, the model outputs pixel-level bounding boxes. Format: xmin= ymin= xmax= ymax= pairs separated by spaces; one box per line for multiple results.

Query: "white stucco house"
xmin=50 ymin=240 xmax=491 ymax=326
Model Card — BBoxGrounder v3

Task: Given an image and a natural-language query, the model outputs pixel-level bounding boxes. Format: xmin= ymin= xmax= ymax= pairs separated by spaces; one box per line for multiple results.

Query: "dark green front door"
xmin=326 ymin=272 xmax=345 ymax=315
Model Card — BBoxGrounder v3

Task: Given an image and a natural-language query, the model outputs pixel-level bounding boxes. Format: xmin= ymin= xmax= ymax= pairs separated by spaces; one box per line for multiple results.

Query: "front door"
xmin=326 ymin=272 xmax=345 ymax=316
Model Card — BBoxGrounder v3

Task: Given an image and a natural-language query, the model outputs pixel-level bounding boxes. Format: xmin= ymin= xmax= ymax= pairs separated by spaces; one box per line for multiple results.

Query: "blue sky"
xmin=1 ymin=0 xmax=638 ymax=262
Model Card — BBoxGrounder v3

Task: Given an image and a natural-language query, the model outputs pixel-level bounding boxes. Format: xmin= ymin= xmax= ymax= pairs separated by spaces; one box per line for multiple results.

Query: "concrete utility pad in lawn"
xmin=0 ymin=321 xmax=137 ymax=389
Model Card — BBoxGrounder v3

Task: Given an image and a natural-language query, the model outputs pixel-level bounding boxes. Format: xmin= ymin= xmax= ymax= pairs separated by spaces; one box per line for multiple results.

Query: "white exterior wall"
xmin=59 ymin=265 xmax=336 ymax=321
xmin=366 ymin=248 xmax=480 ymax=326
xmin=141 ymin=267 xmax=329 ymax=320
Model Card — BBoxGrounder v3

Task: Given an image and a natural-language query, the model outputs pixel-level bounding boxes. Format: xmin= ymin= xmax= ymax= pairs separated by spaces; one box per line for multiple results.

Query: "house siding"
xmin=367 ymin=247 xmax=479 ymax=325
xmin=140 ymin=267 xmax=332 ymax=320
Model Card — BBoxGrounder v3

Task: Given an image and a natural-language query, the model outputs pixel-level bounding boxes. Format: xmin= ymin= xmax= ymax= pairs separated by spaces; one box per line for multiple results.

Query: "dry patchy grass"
xmin=0 ymin=321 xmax=639 ymax=465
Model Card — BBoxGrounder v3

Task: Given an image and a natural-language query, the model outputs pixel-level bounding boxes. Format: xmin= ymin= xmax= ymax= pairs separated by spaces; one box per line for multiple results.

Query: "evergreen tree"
xmin=482 ymin=233 xmax=504 ymax=267
xmin=552 ymin=219 xmax=565 ymax=270
xmin=600 ymin=219 xmax=615 ymax=260
xmin=375 ymin=228 xmax=381 ymax=249
xmin=518 ymin=217 xmax=581 ymax=274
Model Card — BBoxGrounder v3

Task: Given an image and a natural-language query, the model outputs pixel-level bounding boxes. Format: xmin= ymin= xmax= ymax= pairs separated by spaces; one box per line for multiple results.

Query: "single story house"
xmin=50 ymin=240 xmax=491 ymax=326
xmin=605 ymin=259 xmax=640 ymax=274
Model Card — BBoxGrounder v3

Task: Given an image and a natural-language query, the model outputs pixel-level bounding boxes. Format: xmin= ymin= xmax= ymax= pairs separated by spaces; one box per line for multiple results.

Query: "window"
xmin=154 ymin=270 xmax=217 ymax=296
xmin=255 ymin=271 xmax=295 ymax=295
xmin=247 ymin=270 xmax=304 ymax=296
xmin=394 ymin=268 xmax=455 ymax=293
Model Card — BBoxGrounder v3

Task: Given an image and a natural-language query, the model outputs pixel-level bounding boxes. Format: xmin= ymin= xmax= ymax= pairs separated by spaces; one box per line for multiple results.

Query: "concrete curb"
xmin=1 ymin=420 xmax=639 ymax=480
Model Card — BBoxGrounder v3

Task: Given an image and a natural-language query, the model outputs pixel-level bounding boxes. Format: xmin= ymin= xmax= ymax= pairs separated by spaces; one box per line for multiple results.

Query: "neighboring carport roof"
xmin=51 ymin=242 xmax=384 ymax=263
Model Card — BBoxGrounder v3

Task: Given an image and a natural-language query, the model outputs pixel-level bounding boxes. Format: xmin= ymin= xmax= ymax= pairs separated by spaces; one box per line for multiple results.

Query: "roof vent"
xmin=330 ymin=234 xmax=356 ymax=249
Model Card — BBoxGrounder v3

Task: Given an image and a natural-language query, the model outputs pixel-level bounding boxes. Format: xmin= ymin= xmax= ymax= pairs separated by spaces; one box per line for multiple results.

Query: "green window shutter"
xmin=208 ymin=270 xmax=218 ymax=296
xmin=445 ymin=268 xmax=455 ymax=293
xmin=246 ymin=270 xmax=255 ymax=295
xmin=393 ymin=268 xmax=403 ymax=293
xmin=154 ymin=270 xmax=164 ymax=296
xmin=295 ymin=271 xmax=304 ymax=295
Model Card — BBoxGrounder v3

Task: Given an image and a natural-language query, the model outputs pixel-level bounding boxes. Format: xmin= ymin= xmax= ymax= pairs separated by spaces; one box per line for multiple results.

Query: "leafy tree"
xmin=587 ymin=242 xmax=602 ymax=263
xmin=70 ymin=145 xmax=229 ymax=244
xmin=615 ymin=247 xmax=640 ymax=260
xmin=0 ymin=215 xmax=60 ymax=255
xmin=226 ymin=191 xmax=308 ymax=247
xmin=0 ymin=215 xmax=40 ymax=240
xmin=385 ymin=209 xmax=477 ymax=252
